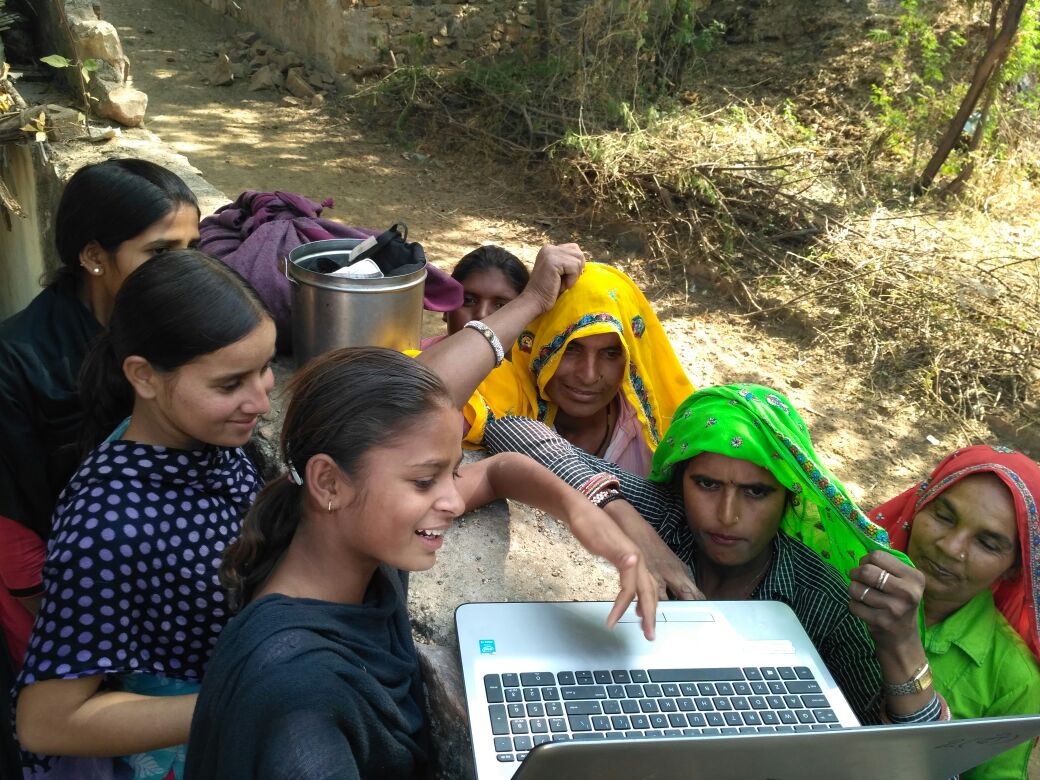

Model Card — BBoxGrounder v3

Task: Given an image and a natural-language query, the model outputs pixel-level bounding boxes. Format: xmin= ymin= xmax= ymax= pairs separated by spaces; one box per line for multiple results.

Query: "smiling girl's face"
xmin=907 ymin=473 xmax=1020 ymax=618
xmin=681 ymin=452 xmax=787 ymax=576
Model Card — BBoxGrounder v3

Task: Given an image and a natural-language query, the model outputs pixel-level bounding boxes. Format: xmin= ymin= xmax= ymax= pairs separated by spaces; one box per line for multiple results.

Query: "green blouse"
xmin=926 ymin=589 xmax=1040 ymax=779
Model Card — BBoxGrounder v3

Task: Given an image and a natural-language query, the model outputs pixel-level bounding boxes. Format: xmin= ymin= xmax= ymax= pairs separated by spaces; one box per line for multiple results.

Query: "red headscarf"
xmin=869 ymin=445 xmax=1040 ymax=662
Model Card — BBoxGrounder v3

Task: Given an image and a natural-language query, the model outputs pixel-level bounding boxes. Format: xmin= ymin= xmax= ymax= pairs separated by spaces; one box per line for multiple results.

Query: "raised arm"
xmin=848 ymin=550 xmax=942 ymax=721
xmin=456 ymin=452 xmax=658 ymax=640
xmin=482 ymin=415 xmax=702 ymax=600
xmin=416 ymin=244 xmax=584 ymax=408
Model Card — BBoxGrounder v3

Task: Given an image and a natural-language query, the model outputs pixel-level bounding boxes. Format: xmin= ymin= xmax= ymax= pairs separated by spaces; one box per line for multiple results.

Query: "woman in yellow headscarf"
xmin=461 ymin=263 xmax=693 ymax=475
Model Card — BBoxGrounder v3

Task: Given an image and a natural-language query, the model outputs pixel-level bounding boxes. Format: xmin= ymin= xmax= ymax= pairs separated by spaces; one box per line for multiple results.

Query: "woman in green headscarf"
xmin=483 ymin=383 xmax=945 ymax=725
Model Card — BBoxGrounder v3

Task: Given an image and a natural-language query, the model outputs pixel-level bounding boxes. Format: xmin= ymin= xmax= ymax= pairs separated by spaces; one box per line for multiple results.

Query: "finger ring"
xmin=877 ymin=570 xmax=891 ymax=592
xmin=859 ymin=586 xmax=871 ymax=603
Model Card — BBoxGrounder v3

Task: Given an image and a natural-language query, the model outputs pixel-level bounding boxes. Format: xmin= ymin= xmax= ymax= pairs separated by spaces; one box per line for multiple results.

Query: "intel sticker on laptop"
xmin=479 ymin=639 xmax=496 ymax=655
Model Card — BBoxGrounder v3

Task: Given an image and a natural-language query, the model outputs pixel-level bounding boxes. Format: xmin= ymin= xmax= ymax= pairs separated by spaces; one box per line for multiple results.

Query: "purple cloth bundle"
xmin=198 ymin=191 xmax=463 ymax=349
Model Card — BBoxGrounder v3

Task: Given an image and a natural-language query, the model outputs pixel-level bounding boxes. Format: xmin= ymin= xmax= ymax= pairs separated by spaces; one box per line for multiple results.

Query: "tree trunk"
xmin=917 ymin=0 xmax=1027 ymax=191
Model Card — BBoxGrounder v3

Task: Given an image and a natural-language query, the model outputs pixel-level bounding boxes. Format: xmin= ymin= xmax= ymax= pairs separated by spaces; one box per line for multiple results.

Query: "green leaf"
xmin=40 ymin=54 xmax=72 ymax=68
xmin=81 ymin=58 xmax=100 ymax=73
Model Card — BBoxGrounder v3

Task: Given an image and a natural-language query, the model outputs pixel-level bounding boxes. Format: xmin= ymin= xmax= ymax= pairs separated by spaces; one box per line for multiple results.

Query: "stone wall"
xmin=186 ymin=0 xmax=560 ymax=76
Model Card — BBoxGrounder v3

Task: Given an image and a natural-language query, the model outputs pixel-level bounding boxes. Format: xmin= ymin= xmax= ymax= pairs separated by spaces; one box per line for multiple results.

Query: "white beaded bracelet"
xmin=463 ymin=320 xmax=505 ymax=368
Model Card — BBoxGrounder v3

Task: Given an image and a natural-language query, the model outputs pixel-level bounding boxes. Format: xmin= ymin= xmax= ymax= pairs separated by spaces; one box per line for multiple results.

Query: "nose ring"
xmin=959 ymin=551 xmax=967 ymax=560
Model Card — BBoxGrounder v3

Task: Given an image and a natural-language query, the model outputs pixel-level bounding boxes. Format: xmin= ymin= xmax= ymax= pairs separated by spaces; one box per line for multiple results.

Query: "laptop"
xmin=455 ymin=601 xmax=1040 ymax=780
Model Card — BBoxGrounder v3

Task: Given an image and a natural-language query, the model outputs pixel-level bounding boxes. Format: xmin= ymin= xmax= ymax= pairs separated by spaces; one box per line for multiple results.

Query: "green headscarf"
xmin=648 ymin=384 xmax=912 ymax=581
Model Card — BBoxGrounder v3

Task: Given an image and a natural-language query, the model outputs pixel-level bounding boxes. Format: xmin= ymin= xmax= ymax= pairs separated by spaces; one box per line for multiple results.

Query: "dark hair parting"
xmin=452 ymin=245 xmax=529 ymax=295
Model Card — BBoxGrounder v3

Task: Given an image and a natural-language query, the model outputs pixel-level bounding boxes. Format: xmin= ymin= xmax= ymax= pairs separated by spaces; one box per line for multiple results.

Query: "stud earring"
xmin=92 ymin=267 xmax=101 ymax=274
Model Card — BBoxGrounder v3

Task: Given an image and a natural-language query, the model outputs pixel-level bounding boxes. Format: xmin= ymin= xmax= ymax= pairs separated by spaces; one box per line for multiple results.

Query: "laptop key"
xmin=786 ymin=681 xmax=822 ymax=694
xmin=778 ymin=667 xmax=797 ymax=680
xmin=611 ymin=715 xmax=631 ymax=729
xmin=694 ymin=697 xmax=714 ymax=711
xmin=761 ymin=711 xmax=780 ymax=725
xmin=650 ymin=714 xmax=669 ymax=729
xmin=527 ymin=703 xmax=545 ymax=717
xmin=594 ymin=671 xmax=612 ymax=684
xmin=505 ymin=689 xmax=522 ymax=702
xmin=648 ymin=668 xmax=744 ymax=683
xmin=541 ymin=687 xmax=560 ymax=701
xmin=489 ymin=705 xmax=508 ymax=735
xmin=549 ymin=717 xmax=568 ymax=732
xmin=643 ymin=684 xmax=663 ymax=698
xmin=606 ymin=685 xmax=626 ymax=699
xmin=811 ymin=724 xmax=829 ymax=731
xmin=639 ymin=700 xmax=659 ymax=713
xmin=606 ymin=732 xmax=626 ymax=740
xmin=510 ymin=719 xmax=529 ymax=734
xmin=533 ymin=735 xmax=552 ymax=746
xmin=742 ymin=712 xmax=762 ymax=726
xmin=815 ymin=709 xmax=839 ymax=724
xmin=502 ymin=674 xmax=520 ymax=688
xmin=658 ymin=699 xmax=677 ymax=712
xmin=662 ymin=683 xmax=681 ymax=697
xmin=743 ymin=667 xmax=763 ymax=680
xmin=757 ymin=726 xmax=776 ymax=733
xmin=724 ymin=712 xmax=743 ymax=726
xmin=644 ymin=730 xmax=665 ymax=738
xmin=698 ymin=683 xmax=716 ymax=696
xmin=514 ymin=736 xmax=533 ymax=751
xmin=760 ymin=667 xmax=779 ymax=680
xmin=751 ymin=682 xmax=769 ymax=695
xmin=557 ymin=672 xmax=576 ymax=686
xmin=706 ymin=712 xmax=725 ymax=727
xmin=776 ymin=725 xmax=795 ymax=733
xmin=801 ymin=695 xmax=829 ymax=709
xmin=734 ymin=682 xmax=752 ymax=695
xmin=523 ymin=687 xmax=541 ymax=702
xmin=767 ymin=696 xmax=786 ymax=709
xmin=484 ymin=674 xmax=504 ymax=704
xmin=664 ymin=729 xmax=684 ymax=737
xmin=778 ymin=711 xmax=797 ymax=725
xmin=794 ymin=725 xmax=813 ymax=733
xmin=686 ymin=713 xmax=706 ymax=727
xmin=496 ymin=754 xmax=515 ymax=763
xmin=701 ymin=727 xmax=721 ymax=735
xmin=676 ymin=698 xmax=695 ymax=712
xmin=621 ymin=700 xmax=640 ymax=714
xmin=712 ymin=697 xmax=732 ymax=711
xmin=545 ymin=702 xmax=564 ymax=717
xmin=625 ymin=731 xmax=645 ymax=739
xmin=784 ymin=695 xmax=802 ymax=709
xmin=517 ymin=752 xmax=529 ymax=761
xmin=749 ymin=696 xmax=768 ymax=710
xmin=720 ymin=727 xmax=739 ymax=735
xmin=552 ymin=734 xmax=571 ymax=742
xmin=682 ymin=728 xmax=702 ymax=736
xmin=625 ymin=684 xmax=644 ymax=698
xmin=612 ymin=670 xmax=631 ymax=684
xmin=716 ymin=683 xmax=735 ymax=696
xmin=668 ymin=714 xmax=686 ymax=728
xmin=507 ymin=703 xmax=525 ymax=718
xmin=572 ymin=732 xmax=605 ymax=741
xmin=493 ymin=737 xmax=512 ymax=752
xmin=601 ymin=700 xmax=621 ymax=715
xmin=530 ymin=718 xmax=548 ymax=733
xmin=680 ymin=683 xmax=697 ymax=696
xmin=561 ymin=686 xmax=607 ymax=700
xmin=768 ymin=682 xmax=787 ymax=695
xmin=732 ymin=697 xmax=750 ymax=711
xmin=520 ymin=672 xmax=555 ymax=686
xmin=591 ymin=716 xmax=611 ymax=731
xmin=631 ymin=715 xmax=650 ymax=729
xmin=795 ymin=710 xmax=815 ymax=724
xmin=565 ymin=701 xmax=602 ymax=716
xmin=630 ymin=670 xmax=650 ymax=683
xmin=568 ymin=715 xmax=592 ymax=732
xmin=738 ymin=727 xmax=758 ymax=734
xmin=794 ymin=667 xmax=814 ymax=680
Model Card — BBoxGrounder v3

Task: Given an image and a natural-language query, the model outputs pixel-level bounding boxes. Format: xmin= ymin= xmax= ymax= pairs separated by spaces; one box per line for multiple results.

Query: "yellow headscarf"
xmin=462 ymin=263 xmax=694 ymax=452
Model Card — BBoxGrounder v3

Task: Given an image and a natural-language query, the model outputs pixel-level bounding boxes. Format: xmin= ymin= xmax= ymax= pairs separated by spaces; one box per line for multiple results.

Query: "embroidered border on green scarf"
xmin=648 ymin=384 xmax=913 ymax=582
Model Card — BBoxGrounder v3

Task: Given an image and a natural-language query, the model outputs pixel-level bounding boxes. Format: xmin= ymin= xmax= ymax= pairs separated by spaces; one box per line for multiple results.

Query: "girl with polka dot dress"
xmin=184 ymin=348 xmax=656 ymax=779
xmin=14 ymin=250 xmax=275 ymax=780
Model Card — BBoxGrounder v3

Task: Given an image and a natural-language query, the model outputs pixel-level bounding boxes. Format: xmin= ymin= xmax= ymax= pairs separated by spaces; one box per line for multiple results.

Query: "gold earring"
xmin=328 ymin=499 xmax=334 ymax=513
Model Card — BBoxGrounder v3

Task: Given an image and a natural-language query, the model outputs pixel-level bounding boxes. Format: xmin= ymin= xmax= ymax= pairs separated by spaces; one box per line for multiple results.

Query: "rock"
xmin=278 ymin=50 xmax=305 ymax=70
xmin=237 ymin=31 xmax=261 ymax=45
xmin=416 ymin=643 xmax=475 ymax=780
xmin=281 ymin=95 xmax=304 ymax=107
xmin=285 ymin=68 xmax=316 ymax=100
xmin=97 ymin=85 xmax=147 ymax=127
xmin=310 ymin=93 xmax=326 ymax=108
xmin=248 ymin=54 xmax=270 ymax=70
xmin=248 ymin=64 xmax=278 ymax=91
xmin=306 ymin=69 xmax=326 ymax=89
xmin=208 ymin=54 xmax=234 ymax=86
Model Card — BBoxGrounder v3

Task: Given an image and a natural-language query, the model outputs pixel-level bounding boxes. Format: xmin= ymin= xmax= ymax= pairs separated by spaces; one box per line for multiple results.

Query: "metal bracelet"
xmin=463 ymin=320 xmax=505 ymax=368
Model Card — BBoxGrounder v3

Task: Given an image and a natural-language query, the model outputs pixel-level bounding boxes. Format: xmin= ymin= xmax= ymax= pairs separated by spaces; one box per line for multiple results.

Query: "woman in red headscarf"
xmin=854 ymin=445 xmax=1039 ymax=779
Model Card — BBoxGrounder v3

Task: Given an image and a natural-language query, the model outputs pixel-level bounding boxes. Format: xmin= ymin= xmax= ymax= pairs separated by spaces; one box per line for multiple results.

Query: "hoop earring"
xmin=328 ymin=499 xmax=334 ymax=513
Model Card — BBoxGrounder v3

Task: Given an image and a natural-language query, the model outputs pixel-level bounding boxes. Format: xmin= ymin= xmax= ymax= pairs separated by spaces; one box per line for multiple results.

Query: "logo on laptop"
xmin=478 ymin=639 xmax=496 ymax=655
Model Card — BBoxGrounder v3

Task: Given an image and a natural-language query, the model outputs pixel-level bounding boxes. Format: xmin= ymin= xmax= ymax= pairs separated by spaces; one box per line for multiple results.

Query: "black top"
xmin=0 ymin=277 xmax=100 ymax=539
xmin=185 ymin=566 xmax=428 ymax=780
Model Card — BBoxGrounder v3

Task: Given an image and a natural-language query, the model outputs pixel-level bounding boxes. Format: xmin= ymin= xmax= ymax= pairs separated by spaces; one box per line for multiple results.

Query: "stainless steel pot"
xmin=285 ymin=238 xmax=426 ymax=365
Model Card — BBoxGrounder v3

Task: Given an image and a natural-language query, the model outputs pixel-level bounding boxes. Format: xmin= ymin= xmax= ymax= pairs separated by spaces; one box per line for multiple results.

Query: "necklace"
xmin=592 ymin=401 xmax=615 ymax=457
xmin=739 ymin=549 xmax=774 ymax=600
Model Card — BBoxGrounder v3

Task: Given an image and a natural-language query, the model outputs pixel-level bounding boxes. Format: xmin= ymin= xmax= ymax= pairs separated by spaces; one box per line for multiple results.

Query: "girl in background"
xmin=0 ymin=159 xmax=199 ymax=670
xmin=15 ymin=250 xmax=275 ymax=779
xmin=421 ymin=244 xmax=530 ymax=349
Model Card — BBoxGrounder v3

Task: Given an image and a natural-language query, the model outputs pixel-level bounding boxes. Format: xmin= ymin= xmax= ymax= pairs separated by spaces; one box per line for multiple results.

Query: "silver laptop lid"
xmin=511 ymin=716 xmax=1040 ymax=780
xmin=456 ymin=600 xmax=861 ymax=780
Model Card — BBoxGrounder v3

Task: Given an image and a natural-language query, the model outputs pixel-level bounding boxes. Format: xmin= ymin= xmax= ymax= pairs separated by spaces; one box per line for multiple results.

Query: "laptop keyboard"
xmin=483 ymin=666 xmax=843 ymax=764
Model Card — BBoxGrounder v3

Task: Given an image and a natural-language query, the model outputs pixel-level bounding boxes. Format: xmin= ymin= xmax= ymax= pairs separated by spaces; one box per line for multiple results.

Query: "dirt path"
xmin=101 ymin=0 xmax=1024 ymax=503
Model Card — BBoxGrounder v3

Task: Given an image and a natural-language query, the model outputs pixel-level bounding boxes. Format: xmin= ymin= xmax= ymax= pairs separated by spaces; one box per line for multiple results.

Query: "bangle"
xmin=593 ymin=489 xmax=623 ymax=508
xmin=883 ymin=662 xmax=932 ymax=697
xmin=463 ymin=320 xmax=504 ymax=368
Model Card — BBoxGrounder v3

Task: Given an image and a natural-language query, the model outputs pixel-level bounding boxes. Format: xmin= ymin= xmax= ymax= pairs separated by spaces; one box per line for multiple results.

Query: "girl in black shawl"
xmin=186 ymin=348 xmax=657 ymax=779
